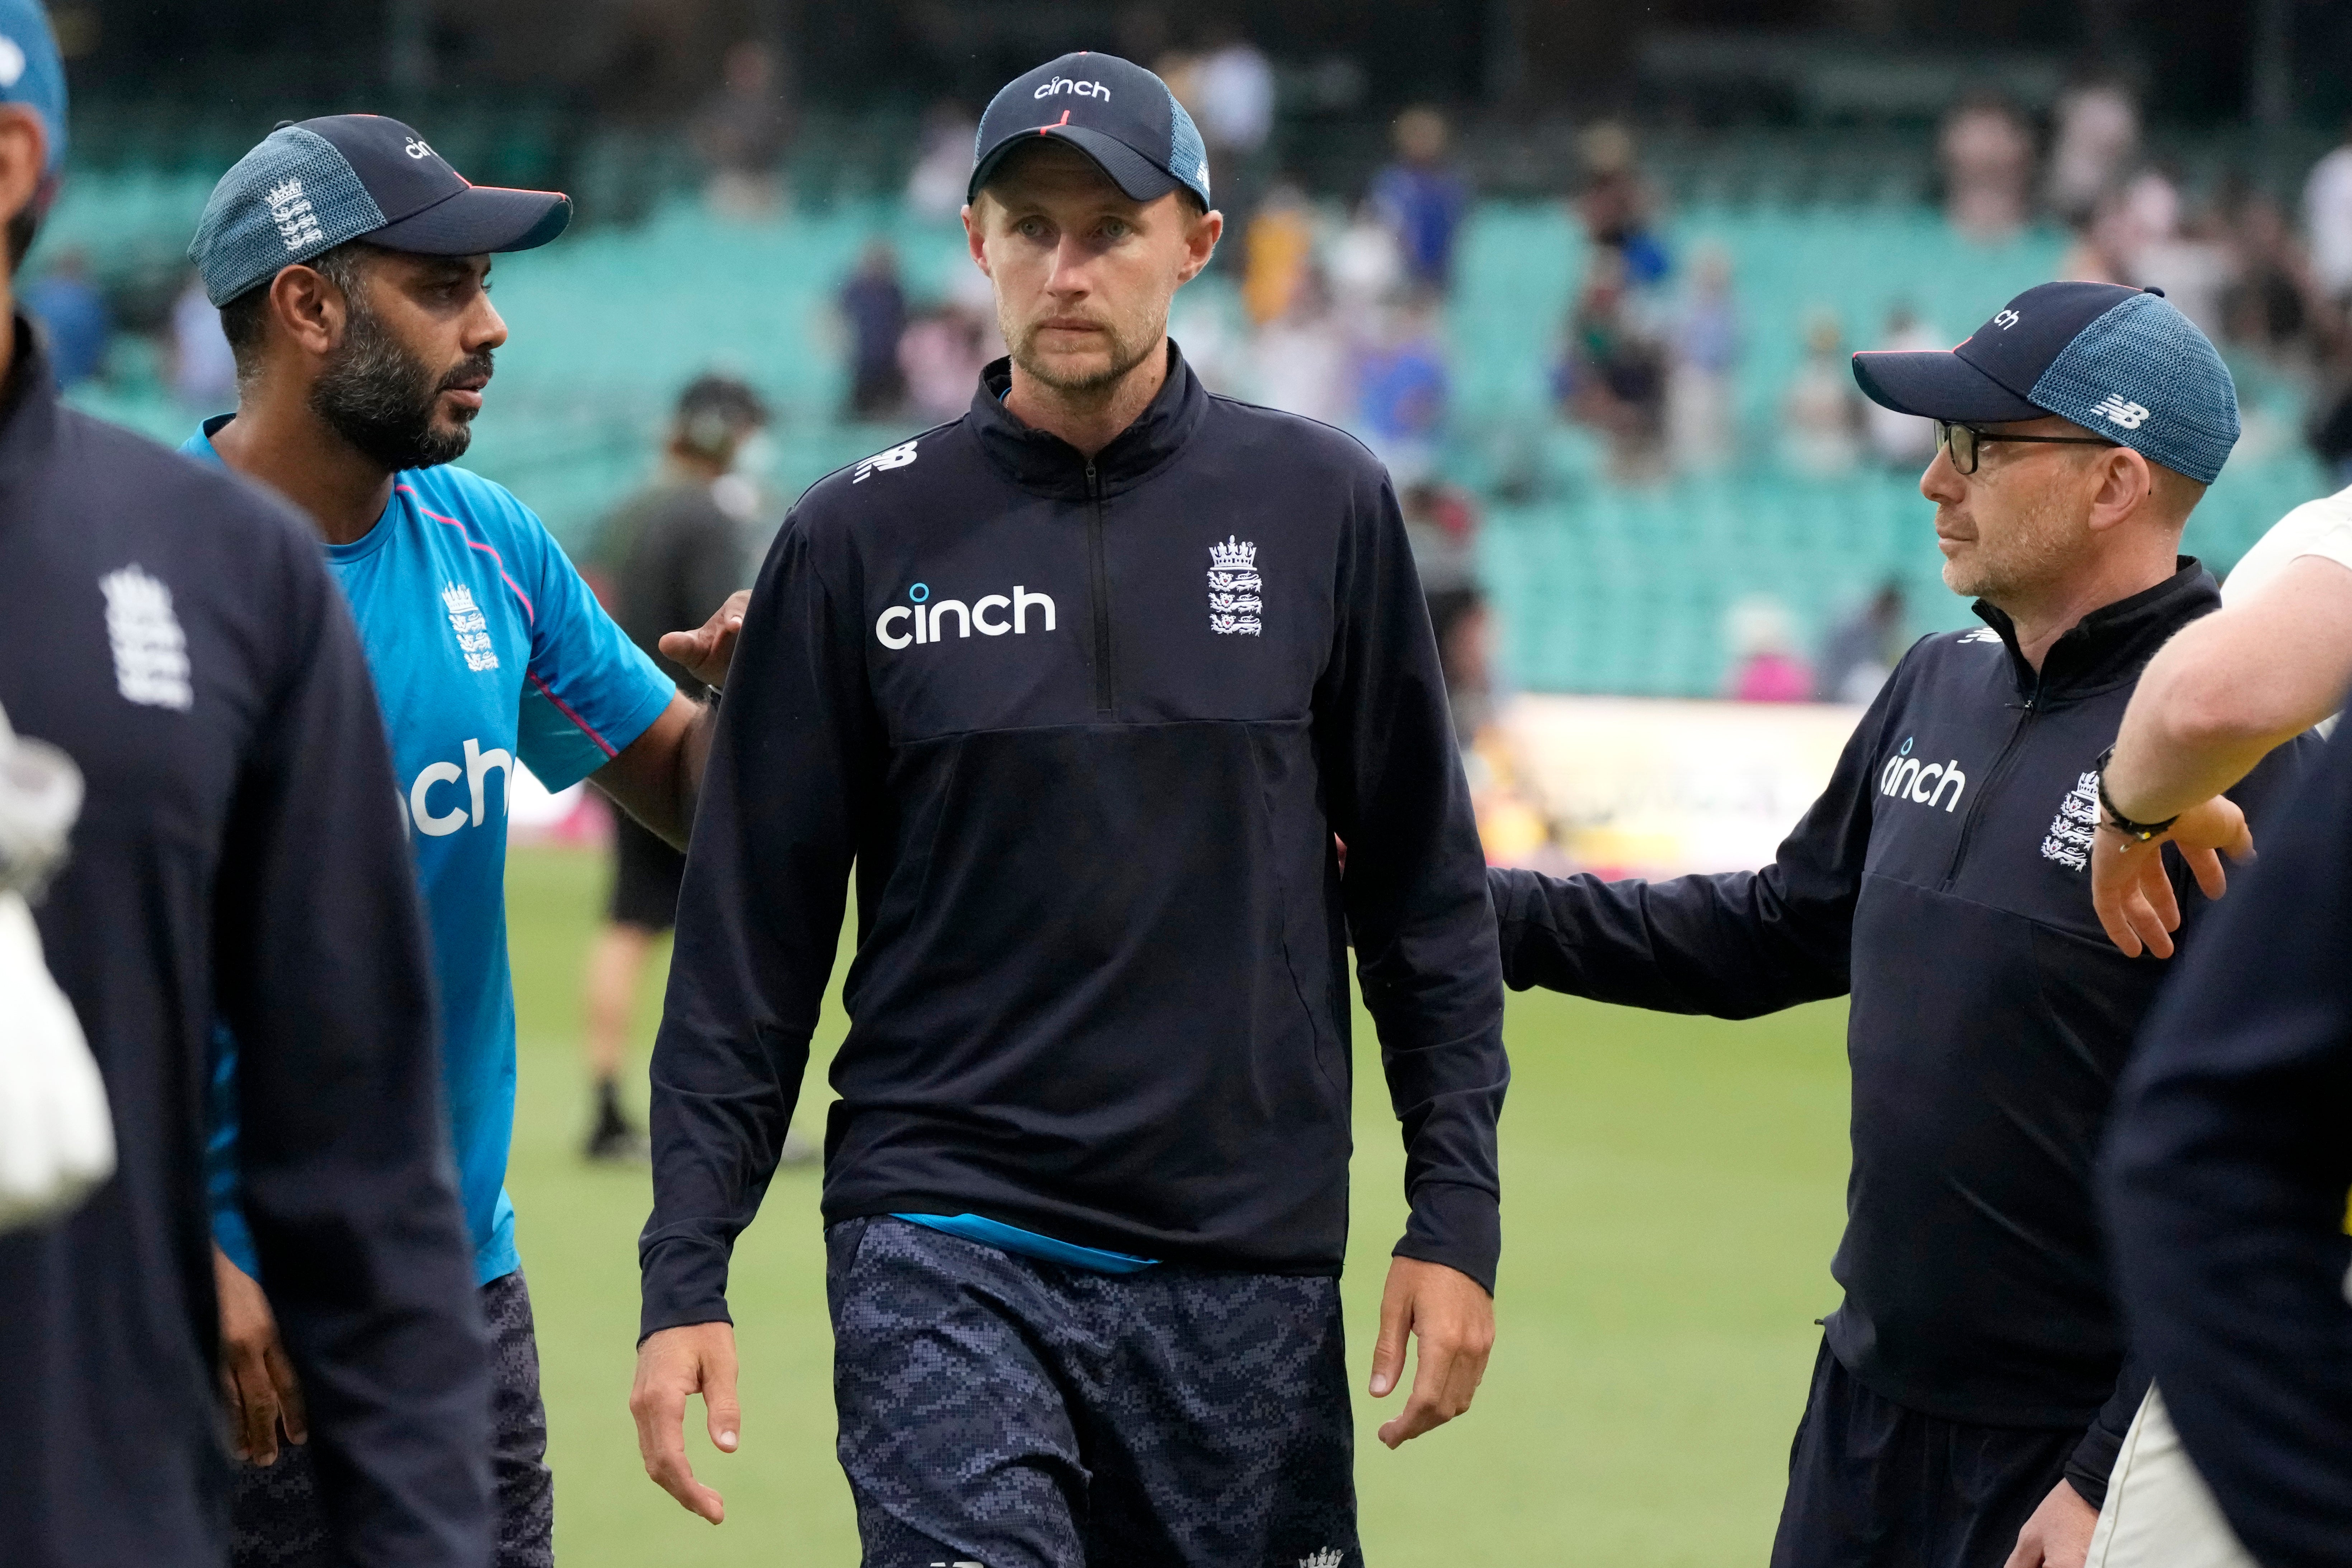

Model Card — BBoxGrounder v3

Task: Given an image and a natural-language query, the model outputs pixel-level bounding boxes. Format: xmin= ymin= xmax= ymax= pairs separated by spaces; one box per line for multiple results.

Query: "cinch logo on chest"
xmin=1880 ymin=736 xmax=1967 ymax=813
xmin=875 ymin=581 xmax=1057 ymax=651
xmin=403 ymin=738 xmax=512 ymax=838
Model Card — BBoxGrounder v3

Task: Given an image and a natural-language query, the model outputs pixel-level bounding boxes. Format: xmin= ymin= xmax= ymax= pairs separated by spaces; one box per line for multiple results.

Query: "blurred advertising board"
xmin=1483 ymin=694 xmax=1868 ymax=880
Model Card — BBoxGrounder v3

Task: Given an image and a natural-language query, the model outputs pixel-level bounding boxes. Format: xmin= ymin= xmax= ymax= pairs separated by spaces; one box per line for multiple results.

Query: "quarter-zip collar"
xmin=968 ymin=339 xmax=1210 ymax=501
xmin=1972 ymin=557 xmax=2217 ymax=705
xmin=0 ymin=315 xmax=59 ymax=497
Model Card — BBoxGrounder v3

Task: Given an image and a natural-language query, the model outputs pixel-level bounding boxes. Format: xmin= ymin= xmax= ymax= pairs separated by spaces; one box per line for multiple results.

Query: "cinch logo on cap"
xmin=1034 ymin=77 xmax=1110 ymax=101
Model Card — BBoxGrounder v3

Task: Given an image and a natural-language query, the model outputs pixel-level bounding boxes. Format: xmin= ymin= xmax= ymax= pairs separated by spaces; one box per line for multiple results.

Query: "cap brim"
xmin=967 ymin=124 xmax=1183 ymax=206
xmin=367 ymin=184 xmax=573 ymax=256
xmin=1851 ymin=349 xmax=2046 ymax=423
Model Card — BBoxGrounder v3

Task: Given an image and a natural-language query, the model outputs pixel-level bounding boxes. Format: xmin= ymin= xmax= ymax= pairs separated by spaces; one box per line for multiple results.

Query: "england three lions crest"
xmin=1207 ymin=535 xmax=1262 ymax=636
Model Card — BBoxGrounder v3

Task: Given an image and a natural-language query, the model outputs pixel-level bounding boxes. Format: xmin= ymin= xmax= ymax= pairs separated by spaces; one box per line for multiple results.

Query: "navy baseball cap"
xmin=0 ymin=0 xmax=66 ymax=173
xmin=968 ymin=52 xmax=1212 ymax=211
xmin=189 ymin=114 xmax=572 ymax=307
xmin=1852 ymin=280 xmax=2239 ymax=484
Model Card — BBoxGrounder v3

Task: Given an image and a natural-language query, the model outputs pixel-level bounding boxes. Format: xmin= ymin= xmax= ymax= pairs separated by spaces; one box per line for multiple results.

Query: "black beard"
xmin=308 ymin=297 xmax=486 ymax=473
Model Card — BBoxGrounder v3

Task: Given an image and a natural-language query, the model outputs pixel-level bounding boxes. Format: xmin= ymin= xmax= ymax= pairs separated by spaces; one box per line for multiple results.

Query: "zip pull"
xmin=1084 ymin=460 xmax=1100 ymax=498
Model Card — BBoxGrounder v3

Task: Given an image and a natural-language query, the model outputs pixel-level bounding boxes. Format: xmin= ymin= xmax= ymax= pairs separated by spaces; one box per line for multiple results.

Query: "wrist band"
xmin=2093 ymin=744 xmax=2178 ymax=842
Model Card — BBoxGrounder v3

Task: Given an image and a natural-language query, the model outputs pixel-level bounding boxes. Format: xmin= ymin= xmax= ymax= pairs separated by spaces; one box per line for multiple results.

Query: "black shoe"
xmin=583 ymin=1118 xmax=650 ymax=1164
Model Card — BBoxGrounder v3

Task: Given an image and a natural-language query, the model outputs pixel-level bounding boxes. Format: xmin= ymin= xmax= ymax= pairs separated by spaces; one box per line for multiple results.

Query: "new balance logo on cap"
xmin=2092 ymin=394 xmax=2151 ymax=429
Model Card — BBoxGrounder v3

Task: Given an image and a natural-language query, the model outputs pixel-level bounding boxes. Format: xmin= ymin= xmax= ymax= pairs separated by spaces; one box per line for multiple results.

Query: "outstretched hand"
xmin=657 ymin=590 xmax=751 ymax=692
xmin=2090 ymin=794 xmax=2256 ymax=959
xmin=630 ymin=1321 xmax=741 ymax=1524
xmin=1367 ymin=1256 xmax=1494 ymax=1449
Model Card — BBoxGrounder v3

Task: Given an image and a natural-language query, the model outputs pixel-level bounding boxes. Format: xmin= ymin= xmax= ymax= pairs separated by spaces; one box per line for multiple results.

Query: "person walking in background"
xmin=182 ymin=114 xmax=750 ymax=1568
xmin=838 ymin=238 xmax=908 ymax=419
xmin=1371 ymin=105 xmax=1468 ymax=293
xmin=1940 ymin=95 xmax=2035 ymax=245
xmin=632 ymin=52 xmax=1505 ymax=1567
xmin=1782 ymin=309 xmax=1864 ymax=477
xmin=1493 ymin=282 xmax=2309 ymax=1568
xmin=0 ymin=22 xmax=493 ymax=1563
xmin=580 ymin=374 xmax=770 ymax=1164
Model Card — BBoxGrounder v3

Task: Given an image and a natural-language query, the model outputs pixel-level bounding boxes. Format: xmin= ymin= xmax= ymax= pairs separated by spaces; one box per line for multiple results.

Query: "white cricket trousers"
xmin=2087 ymin=1384 xmax=2256 ymax=1568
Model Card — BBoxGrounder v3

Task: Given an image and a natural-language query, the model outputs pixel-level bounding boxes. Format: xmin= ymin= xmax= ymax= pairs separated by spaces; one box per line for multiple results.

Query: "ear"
xmin=268 ymin=261 xmax=354 ymax=360
xmin=1174 ymin=207 xmax=1224 ymax=287
xmin=962 ymin=203 xmax=991 ymax=280
xmin=0 ymin=107 xmax=50 ymax=270
xmin=2083 ymin=443 xmax=2154 ymax=535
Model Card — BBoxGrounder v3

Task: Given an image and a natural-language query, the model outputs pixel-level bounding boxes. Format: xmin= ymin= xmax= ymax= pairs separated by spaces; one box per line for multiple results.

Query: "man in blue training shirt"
xmin=181 ymin=116 xmax=748 ymax=1567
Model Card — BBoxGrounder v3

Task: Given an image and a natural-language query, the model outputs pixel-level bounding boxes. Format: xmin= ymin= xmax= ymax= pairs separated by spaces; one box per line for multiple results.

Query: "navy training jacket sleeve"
xmin=1486 ymin=666 xmax=1899 ymax=1018
xmin=2101 ymin=734 xmax=2352 ymax=1568
xmin=639 ymin=516 xmax=873 ymax=1337
xmin=1317 ymin=473 xmax=1509 ymax=1294
xmin=212 ymin=523 xmax=491 ymax=1565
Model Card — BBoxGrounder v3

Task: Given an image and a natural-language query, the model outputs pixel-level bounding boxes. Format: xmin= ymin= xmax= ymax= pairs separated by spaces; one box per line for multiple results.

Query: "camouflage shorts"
xmin=828 ymin=1216 xmax=1361 ymax=1568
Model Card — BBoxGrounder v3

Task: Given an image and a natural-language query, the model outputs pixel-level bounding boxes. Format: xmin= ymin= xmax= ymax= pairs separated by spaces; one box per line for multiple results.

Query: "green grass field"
xmin=503 ymin=843 xmax=1853 ymax=1565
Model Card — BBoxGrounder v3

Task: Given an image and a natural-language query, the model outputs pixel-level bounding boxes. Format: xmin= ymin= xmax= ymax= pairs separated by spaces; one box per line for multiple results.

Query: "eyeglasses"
xmin=1934 ymin=420 xmax=2118 ymax=476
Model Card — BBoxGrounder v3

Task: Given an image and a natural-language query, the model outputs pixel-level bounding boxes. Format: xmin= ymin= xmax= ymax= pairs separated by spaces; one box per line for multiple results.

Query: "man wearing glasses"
xmin=1489 ymin=281 xmax=2310 ymax=1568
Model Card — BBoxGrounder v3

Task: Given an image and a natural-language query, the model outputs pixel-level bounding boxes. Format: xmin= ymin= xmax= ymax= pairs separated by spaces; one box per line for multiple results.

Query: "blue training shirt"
xmin=188 ymin=419 xmax=676 ymax=1285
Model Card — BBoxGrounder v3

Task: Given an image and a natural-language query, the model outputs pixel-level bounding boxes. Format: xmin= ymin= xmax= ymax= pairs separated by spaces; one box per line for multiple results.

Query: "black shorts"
xmin=606 ymin=811 xmax=685 ymax=931
xmin=1771 ymin=1337 xmax=2079 ymax=1568
xmin=827 ymin=1216 xmax=1360 ymax=1568
xmin=229 ymin=1269 xmax=551 ymax=1568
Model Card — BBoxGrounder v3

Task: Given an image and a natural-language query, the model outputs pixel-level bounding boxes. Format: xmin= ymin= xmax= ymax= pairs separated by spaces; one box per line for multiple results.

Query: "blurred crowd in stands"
xmin=26 ymin=25 xmax=2352 ymax=720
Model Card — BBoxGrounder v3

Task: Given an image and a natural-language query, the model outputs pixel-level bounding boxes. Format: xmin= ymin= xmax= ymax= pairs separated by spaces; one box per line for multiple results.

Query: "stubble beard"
xmin=1939 ymin=493 xmax=2081 ymax=608
xmin=1006 ymin=305 xmax=1158 ymax=397
xmin=308 ymin=293 xmax=484 ymax=473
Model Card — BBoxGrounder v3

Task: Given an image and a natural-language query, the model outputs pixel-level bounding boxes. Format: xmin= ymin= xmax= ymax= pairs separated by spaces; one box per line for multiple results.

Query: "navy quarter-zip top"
xmin=639 ymin=346 xmax=1508 ymax=1337
xmin=1490 ymin=561 xmax=2313 ymax=1501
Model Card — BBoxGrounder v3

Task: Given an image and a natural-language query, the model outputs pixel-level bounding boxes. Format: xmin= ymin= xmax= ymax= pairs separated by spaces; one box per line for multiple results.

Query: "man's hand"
xmin=2004 ymin=1478 xmax=2098 ymax=1568
xmin=1367 ymin=1256 xmax=1494 ymax=1450
xmin=657 ymin=590 xmax=750 ymax=691
xmin=630 ymin=1321 xmax=741 ymax=1525
xmin=2091 ymin=795 xmax=2255 ymax=959
xmin=212 ymin=1243 xmax=305 ymax=1466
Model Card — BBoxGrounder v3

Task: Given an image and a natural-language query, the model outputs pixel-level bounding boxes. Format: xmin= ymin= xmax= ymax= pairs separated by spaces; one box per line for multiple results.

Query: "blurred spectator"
xmin=1578 ymin=122 xmax=1671 ymax=289
xmin=1241 ymin=180 xmax=1315 ymax=327
xmin=1370 ymin=107 xmax=1469 ymax=293
xmin=1250 ymin=265 xmax=1353 ymax=427
xmin=581 ymin=374 xmax=768 ymax=1160
xmin=2045 ymin=79 xmax=2139 ymax=226
xmin=169 ymin=274 xmax=237 ymax=410
xmin=2137 ymin=180 xmax=2235 ymax=344
xmin=1404 ymin=479 xmax=1491 ymax=742
xmin=1328 ymin=199 xmax=1404 ymax=308
xmin=1865 ymin=304 xmax=1942 ymax=469
xmin=1190 ymin=26 xmax=1274 ymax=164
xmin=1356 ymin=300 xmax=1449 ymax=481
xmin=2061 ymin=183 xmax=2147 ymax=286
xmin=1782 ymin=310 xmax=1863 ymax=478
xmin=1939 ymin=95 xmax=2035 ymax=244
xmin=1664 ymin=245 xmax=1739 ymax=474
xmin=1816 ymin=583 xmax=1906 ymax=704
xmin=839 ymin=241 xmax=909 ymax=420
xmin=1559 ymin=248 xmax=1667 ymax=483
xmin=2220 ymin=187 xmax=2321 ymax=363
xmin=2304 ymin=116 xmax=2352 ymax=302
xmin=905 ymin=100 xmax=978 ymax=221
xmin=694 ymin=39 xmax=792 ymax=220
xmin=900 ymin=305 xmax=990 ymax=424
xmin=1726 ymin=597 xmax=1812 ymax=703
xmin=22 ymin=250 xmax=107 ymax=390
